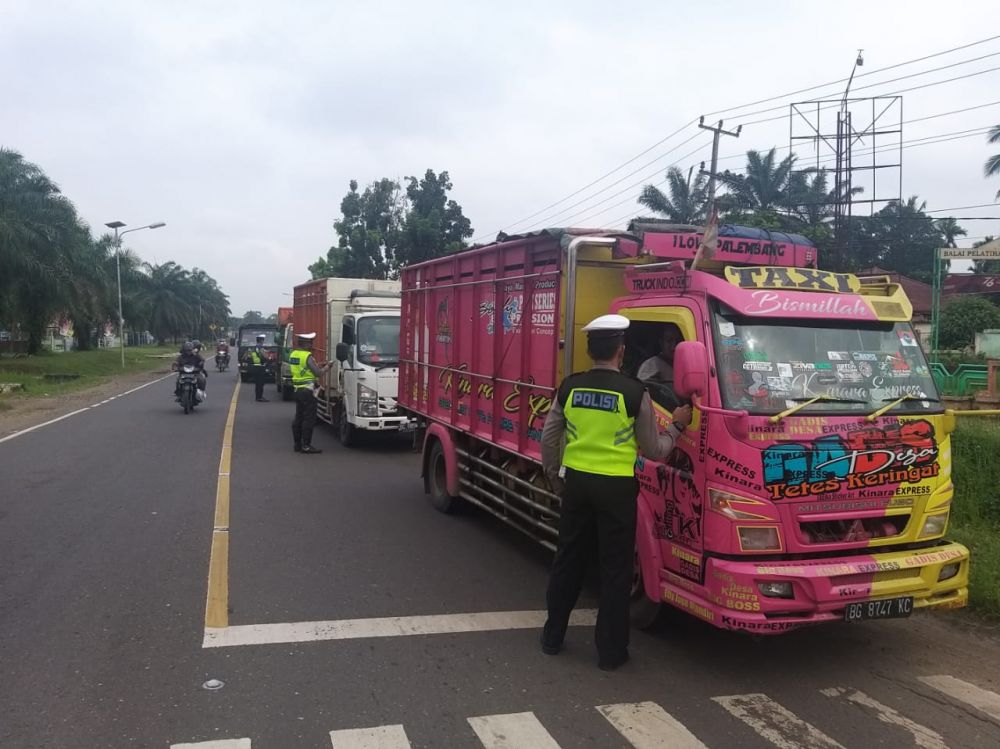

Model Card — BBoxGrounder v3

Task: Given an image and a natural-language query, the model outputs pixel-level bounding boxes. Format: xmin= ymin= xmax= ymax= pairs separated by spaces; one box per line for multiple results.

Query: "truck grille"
xmin=378 ymin=396 xmax=399 ymax=416
xmin=798 ymin=515 xmax=910 ymax=545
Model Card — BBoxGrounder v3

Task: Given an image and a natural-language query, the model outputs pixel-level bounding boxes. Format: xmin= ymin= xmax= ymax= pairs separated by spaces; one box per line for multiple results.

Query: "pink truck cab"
xmin=399 ymin=224 xmax=969 ymax=633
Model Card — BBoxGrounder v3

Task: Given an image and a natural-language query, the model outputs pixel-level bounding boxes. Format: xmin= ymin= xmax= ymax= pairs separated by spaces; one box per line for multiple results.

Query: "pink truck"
xmin=398 ymin=225 xmax=969 ymax=633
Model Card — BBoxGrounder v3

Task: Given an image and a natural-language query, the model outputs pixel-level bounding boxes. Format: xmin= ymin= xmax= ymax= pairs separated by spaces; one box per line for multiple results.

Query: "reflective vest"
xmin=559 ymin=370 xmax=644 ymax=478
xmin=289 ymin=349 xmax=317 ymax=390
xmin=249 ymin=348 xmax=266 ymax=366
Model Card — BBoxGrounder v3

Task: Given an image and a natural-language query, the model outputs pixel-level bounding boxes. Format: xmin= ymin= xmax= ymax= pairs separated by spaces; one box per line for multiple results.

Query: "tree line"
xmin=309 ymin=169 xmax=473 ymax=280
xmin=0 ymin=148 xmax=230 ymax=353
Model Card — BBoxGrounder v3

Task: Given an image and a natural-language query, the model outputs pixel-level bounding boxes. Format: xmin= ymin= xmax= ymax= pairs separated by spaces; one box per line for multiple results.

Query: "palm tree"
xmin=0 ymin=148 xmax=87 ymax=352
xmin=637 ymin=166 xmax=707 ymax=224
xmin=986 ymin=125 xmax=1000 ymax=200
xmin=717 ymin=148 xmax=797 ymax=214
xmin=935 ymin=217 xmax=967 ymax=248
xmin=144 ymin=261 xmax=195 ymax=343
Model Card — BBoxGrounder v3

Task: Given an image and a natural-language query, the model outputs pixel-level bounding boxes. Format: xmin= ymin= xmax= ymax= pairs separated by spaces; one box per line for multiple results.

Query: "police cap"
xmin=297 ymin=332 xmax=317 ymax=340
xmin=583 ymin=314 xmax=630 ymax=338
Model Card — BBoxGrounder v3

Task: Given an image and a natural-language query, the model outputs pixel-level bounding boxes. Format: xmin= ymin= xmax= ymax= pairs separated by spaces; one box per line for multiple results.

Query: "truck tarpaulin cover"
xmin=400 ymin=235 xmax=567 ymax=461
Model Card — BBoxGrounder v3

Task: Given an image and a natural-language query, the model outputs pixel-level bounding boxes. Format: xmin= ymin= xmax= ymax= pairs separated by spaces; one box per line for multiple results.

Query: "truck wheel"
xmin=338 ymin=403 xmax=359 ymax=447
xmin=427 ymin=440 xmax=459 ymax=513
xmin=630 ymin=552 xmax=662 ymax=629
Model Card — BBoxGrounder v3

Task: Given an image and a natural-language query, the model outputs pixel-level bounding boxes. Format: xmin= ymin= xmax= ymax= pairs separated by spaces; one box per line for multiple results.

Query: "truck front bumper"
xmin=352 ymin=416 xmax=417 ymax=432
xmin=660 ymin=541 xmax=969 ymax=634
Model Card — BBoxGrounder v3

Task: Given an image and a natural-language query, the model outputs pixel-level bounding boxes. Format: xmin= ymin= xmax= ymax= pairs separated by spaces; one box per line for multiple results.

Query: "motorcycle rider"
xmin=215 ymin=339 xmax=230 ymax=369
xmin=174 ymin=341 xmax=207 ymax=400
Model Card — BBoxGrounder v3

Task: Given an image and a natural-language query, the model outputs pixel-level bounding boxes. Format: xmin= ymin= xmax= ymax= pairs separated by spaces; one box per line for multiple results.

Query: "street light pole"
xmin=104 ymin=221 xmax=166 ymax=368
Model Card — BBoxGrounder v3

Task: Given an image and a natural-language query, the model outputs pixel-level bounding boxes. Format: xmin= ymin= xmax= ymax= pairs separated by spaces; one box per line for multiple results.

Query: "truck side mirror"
xmin=674 ymin=340 xmax=709 ymax=399
xmin=335 ymin=342 xmax=349 ymax=362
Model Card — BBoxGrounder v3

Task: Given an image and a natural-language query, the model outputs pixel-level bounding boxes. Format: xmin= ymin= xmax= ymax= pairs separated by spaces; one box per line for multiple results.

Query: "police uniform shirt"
xmin=541 ymin=364 xmax=684 ymax=487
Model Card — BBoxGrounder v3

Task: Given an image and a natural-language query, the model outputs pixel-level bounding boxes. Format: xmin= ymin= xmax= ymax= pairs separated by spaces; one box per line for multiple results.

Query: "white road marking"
xmin=919 ymin=675 xmax=1000 ymax=722
xmin=0 ymin=373 xmax=172 ymax=444
xmin=171 ymin=740 xmax=251 ymax=749
xmin=203 ymin=609 xmax=597 ymax=648
xmin=597 ymin=701 xmax=707 ymax=748
xmin=0 ymin=408 xmax=92 ymax=444
xmin=822 ymin=687 xmax=948 ymax=749
xmin=468 ymin=712 xmax=561 ymax=748
xmin=713 ymin=693 xmax=844 ymax=749
xmin=329 ymin=724 xmax=411 ymax=748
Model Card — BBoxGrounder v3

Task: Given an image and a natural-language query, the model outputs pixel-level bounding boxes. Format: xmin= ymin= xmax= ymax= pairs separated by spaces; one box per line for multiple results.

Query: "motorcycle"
xmin=215 ymin=350 xmax=230 ymax=372
xmin=176 ymin=364 xmax=205 ymax=414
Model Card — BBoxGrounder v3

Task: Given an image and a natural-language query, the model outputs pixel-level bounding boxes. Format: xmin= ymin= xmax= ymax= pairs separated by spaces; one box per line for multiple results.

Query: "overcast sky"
xmin=3 ymin=0 xmax=998 ymax=315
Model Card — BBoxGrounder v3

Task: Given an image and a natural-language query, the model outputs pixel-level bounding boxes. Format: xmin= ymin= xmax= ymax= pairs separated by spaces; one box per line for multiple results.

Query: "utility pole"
xmin=697 ymin=117 xmax=741 ymax=218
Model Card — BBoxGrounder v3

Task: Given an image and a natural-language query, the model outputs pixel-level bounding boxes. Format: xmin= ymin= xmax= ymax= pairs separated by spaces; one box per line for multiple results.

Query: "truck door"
xmin=621 ymin=305 xmax=707 ymax=584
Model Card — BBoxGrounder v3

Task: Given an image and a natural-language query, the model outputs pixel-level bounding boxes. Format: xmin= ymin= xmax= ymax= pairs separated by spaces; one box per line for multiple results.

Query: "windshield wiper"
xmin=769 ymin=394 xmax=868 ymax=424
xmin=866 ymin=393 xmax=940 ymax=421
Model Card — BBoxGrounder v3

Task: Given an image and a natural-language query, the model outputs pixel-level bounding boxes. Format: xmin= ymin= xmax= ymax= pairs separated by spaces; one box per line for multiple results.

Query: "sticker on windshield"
xmin=718 ymin=321 xmax=736 ymax=336
xmin=852 ymin=352 xmax=878 ymax=361
xmin=744 ymin=351 xmax=768 ymax=362
xmin=827 ymin=351 xmax=850 ymax=360
xmin=777 ymin=363 xmax=793 ymax=378
xmin=898 ymin=330 xmax=919 ymax=346
xmin=743 ymin=361 xmax=773 ymax=371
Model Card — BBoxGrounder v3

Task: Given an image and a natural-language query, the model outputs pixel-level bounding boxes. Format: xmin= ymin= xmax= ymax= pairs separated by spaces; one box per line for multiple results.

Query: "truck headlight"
xmin=919 ymin=512 xmax=949 ymax=539
xmin=938 ymin=562 xmax=961 ymax=582
xmin=358 ymin=384 xmax=379 ymax=417
xmin=738 ymin=526 xmax=782 ymax=551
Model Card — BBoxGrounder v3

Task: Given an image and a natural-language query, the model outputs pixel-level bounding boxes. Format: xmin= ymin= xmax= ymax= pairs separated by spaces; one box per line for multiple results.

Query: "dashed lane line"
xmin=0 ymin=373 xmax=173 ymax=444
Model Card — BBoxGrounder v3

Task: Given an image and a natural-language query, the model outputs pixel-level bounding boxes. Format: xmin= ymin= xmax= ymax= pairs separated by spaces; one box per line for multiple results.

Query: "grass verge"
xmin=951 ymin=419 xmax=1000 ymax=619
xmin=0 ymin=345 xmax=177 ymax=402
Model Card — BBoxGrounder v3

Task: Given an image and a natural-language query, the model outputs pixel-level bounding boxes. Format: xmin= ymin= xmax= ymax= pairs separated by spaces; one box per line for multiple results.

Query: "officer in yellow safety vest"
xmin=540 ymin=314 xmax=692 ymax=670
xmin=288 ymin=332 xmax=332 ymax=454
xmin=244 ymin=334 xmax=270 ymax=402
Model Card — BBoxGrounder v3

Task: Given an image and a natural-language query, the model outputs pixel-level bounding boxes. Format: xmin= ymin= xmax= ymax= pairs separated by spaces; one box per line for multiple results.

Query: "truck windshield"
xmin=240 ymin=329 xmax=276 ymax=346
xmin=711 ymin=305 xmax=940 ymax=415
xmin=357 ymin=316 xmax=399 ymax=366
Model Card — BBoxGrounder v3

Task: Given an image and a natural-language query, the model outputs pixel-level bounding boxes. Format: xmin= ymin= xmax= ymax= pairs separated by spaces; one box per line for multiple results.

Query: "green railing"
xmin=931 ymin=363 xmax=990 ymax=396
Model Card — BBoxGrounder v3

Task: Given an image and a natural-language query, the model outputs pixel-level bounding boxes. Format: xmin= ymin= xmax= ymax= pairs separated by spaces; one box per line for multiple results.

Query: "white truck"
xmin=292 ymin=277 xmax=414 ymax=446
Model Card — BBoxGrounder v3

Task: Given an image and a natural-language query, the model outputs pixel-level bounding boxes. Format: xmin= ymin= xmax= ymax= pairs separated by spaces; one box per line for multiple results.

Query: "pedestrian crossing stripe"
xmin=170 ymin=674 xmax=1000 ymax=748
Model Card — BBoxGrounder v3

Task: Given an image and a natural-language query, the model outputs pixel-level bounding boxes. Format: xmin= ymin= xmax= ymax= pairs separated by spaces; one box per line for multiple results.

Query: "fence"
xmin=931 ymin=363 xmax=991 ymax=396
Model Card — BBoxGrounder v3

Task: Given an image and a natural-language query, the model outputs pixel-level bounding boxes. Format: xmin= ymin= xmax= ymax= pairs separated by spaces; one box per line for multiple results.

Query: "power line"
xmin=579 ymin=126 xmax=994 ymax=228
xmin=476 ymin=36 xmax=1000 ymax=242
xmin=527 ymin=139 xmax=714 ymax=231
xmin=738 ymin=65 xmax=1000 ymax=129
xmin=469 ymin=118 xmax=698 ymax=242
xmin=701 ymin=34 xmax=1000 ymax=118
xmin=516 ymin=133 xmax=712 ymax=233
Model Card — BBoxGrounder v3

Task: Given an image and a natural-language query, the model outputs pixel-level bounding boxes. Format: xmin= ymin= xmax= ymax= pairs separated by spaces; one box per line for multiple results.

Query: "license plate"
xmin=844 ymin=596 xmax=914 ymax=622
xmin=398 ymin=422 xmax=416 ymax=433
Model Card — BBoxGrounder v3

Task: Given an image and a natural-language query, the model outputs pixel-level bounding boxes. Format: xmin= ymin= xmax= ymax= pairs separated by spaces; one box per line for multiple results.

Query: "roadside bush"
xmin=951 ymin=420 xmax=1000 ymax=618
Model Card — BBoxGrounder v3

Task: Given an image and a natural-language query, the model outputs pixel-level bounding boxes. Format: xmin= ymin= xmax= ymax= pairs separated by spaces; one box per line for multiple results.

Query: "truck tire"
xmin=427 ymin=440 xmax=459 ymax=513
xmin=630 ymin=552 xmax=662 ymax=629
xmin=337 ymin=402 xmax=359 ymax=447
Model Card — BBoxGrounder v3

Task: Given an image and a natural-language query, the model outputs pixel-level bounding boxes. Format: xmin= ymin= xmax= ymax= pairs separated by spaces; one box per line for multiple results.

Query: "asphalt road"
xmin=2 ymin=373 xmax=1000 ymax=748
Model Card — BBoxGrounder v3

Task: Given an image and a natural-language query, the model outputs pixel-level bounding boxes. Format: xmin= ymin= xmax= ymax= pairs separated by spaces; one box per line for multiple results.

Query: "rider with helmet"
xmin=174 ymin=341 xmax=208 ymax=399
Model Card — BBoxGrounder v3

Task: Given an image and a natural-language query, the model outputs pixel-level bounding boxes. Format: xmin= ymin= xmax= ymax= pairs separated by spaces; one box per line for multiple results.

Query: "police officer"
xmin=288 ymin=332 xmax=331 ymax=454
xmin=540 ymin=314 xmax=692 ymax=670
xmin=244 ymin=333 xmax=270 ymax=402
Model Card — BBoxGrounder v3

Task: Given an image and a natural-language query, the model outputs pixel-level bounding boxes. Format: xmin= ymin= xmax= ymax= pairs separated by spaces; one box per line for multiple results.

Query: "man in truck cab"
xmin=637 ymin=323 xmax=682 ymax=384
xmin=288 ymin=332 xmax=331 ymax=454
xmin=540 ymin=314 xmax=692 ymax=671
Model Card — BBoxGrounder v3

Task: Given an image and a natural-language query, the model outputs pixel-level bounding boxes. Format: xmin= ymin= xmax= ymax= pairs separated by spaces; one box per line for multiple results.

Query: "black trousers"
xmin=252 ymin=365 xmax=266 ymax=400
xmin=543 ymin=468 xmax=638 ymax=664
xmin=292 ymin=388 xmax=318 ymax=448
